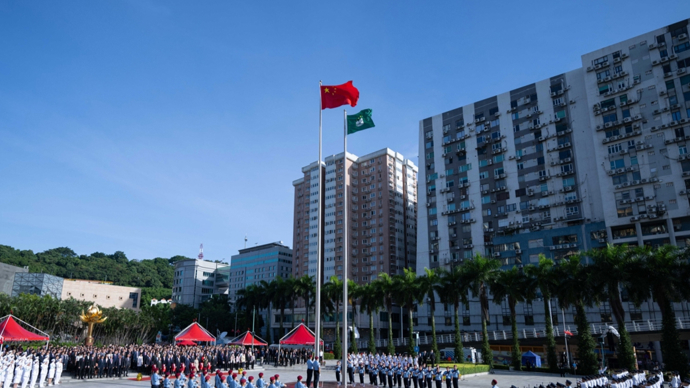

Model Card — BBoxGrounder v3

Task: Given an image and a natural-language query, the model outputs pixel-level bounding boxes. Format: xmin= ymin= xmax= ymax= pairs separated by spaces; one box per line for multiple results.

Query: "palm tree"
xmin=553 ymin=255 xmax=598 ymax=375
xmin=524 ymin=255 xmax=559 ymax=371
xmin=627 ymin=245 xmax=690 ymax=376
xmin=490 ymin=266 xmax=533 ymax=371
xmin=463 ymin=254 xmax=500 ymax=367
xmin=374 ymin=273 xmax=397 ymax=355
xmin=393 ymin=268 xmax=423 ymax=355
xmin=587 ymin=244 xmax=636 ymax=371
xmin=347 ymin=280 xmax=361 ymax=353
xmin=320 ymin=286 xmax=335 ymax=340
xmin=323 ymin=276 xmax=344 ymax=357
xmin=359 ymin=282 xmax=384 ymax=354
xmin=273 ymin=277 xmax=291 ymax=337
xmin=437 ymin=265 xmax=469 ymax=363
xmin=259 ymin=279 xmax=278 ymax=344
xmin=294 ymin=275 xmax=315 ymax=327
xmin=417 ymin=267 xmax=442 ymax=364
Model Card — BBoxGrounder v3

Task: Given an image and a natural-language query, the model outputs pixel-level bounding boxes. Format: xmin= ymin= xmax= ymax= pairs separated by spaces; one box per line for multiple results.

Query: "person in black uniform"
xmin=335 ymin=361 xmax=341 ymax=383
xmin=77 ymin=354 xmax=85 ymax=379
xmin=348 ymin=360 xmax=355 ymax=384
xmin=313 ymin=357 xmax=321 ymax=388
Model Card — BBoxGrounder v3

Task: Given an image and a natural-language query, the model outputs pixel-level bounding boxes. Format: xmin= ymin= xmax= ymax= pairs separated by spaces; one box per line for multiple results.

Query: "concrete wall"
xmin=61 ymin=279 xmax=142 ymax=311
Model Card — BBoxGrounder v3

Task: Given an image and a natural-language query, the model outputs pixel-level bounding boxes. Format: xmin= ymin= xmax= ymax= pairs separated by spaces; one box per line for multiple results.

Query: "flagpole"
xmin=342 ymin=108 xmax=349 ymax=388
xmin=315 ymin=80 xmax=322 ymax=361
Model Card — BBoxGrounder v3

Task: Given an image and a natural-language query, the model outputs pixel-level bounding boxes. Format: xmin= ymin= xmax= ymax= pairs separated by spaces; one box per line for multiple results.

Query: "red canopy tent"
xmin=279 ymin=323 xmax=323 ymax=346
xmin=229 ymin=331 xmax=268 ymax=346
xmin=176 ymin=339 xmax=197 ymax=346
xmin=174 ymin=322 xmax=216 ymax=343
xmin=0 ymin=315 xmax=50 ymax=344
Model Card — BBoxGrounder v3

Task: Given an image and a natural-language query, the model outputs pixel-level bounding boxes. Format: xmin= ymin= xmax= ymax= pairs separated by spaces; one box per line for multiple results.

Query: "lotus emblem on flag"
xmin=356 ymin=117 xmax=364 ymax=127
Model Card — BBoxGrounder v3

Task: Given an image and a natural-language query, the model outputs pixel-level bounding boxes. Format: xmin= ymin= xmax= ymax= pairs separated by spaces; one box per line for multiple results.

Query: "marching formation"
xmin=0 ymin=350 xmax=62 ymax=388
xmin=150 ymin=368 xmax=287 ymax=388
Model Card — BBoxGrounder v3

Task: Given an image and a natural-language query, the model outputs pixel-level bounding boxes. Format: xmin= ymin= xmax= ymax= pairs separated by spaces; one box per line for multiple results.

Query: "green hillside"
xmin=0 ymin=245 xmax=190 ymax=302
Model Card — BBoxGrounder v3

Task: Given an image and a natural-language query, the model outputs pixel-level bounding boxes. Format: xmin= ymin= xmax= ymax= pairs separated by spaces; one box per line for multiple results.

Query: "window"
xmin=610 ymin=159 xmax=625 ymax=170
xmin=130 ymin=292 xmax=139 ymax=308
xmin=674 ymin=42 xmax=690 ymax=54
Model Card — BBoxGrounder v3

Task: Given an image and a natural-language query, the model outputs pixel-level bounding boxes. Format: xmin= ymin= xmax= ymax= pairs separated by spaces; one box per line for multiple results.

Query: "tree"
xmin=271 ymin=277 xmax=291 ymax=337
xmin=393 ymin=268 xmax=423 ymax=355
xmin=587 ymin=244 xmax=636 ymax=371
xmin=463 ymin=254 xmax=500 ymax=367
xmin=554 ymin=255 xmax=598 ymax=375
xmin=490 ymin=266 xmax=533 ymax=371
xmin=524 ymin=255 xmax=559 ymax=372
xmin=259 ymin=279 xmax=278 ymax=344
xmin=359 ymin=282 xmax=383 ymax=354
xmin=437 ymin=265 xmax=469 ymax=363
xmin=627 ymin=245 xmax=690 ymax=377
xmin=323 ymin=276 xmax=344 ymax=358
xmin=375 ymin=273 xmax=397 ymax=355
xmin=347 ymin=280 xmax=361 ymax=353
xmin=294 ymin=275 xmax=316 ymax=327
xmin=417 ymin=267 xmax=442 ymax=364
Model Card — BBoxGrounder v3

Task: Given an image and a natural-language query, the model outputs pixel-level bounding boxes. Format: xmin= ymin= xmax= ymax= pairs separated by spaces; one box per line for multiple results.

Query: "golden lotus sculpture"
xmin=80 ymin=305 xmax=107 ymax=346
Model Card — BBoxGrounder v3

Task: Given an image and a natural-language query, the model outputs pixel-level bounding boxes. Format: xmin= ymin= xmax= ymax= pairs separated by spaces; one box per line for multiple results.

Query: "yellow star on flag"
xmin=324 ymin=87 xmax=330 ymax=94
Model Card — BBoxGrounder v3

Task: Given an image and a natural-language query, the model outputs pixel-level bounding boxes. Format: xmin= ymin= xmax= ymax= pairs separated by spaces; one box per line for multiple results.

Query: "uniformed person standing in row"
xmin=335 ymin=361 xmax=341 ymax=384
xmin=433 ymin=367 xmax=442 ymax=388
xmin=306 ymin=356 xmax=314 ymax=388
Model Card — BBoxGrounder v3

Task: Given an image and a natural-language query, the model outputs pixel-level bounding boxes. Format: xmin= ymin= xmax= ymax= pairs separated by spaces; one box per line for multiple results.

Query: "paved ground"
xmin=53 ymin=366 xmax=575 ymax=388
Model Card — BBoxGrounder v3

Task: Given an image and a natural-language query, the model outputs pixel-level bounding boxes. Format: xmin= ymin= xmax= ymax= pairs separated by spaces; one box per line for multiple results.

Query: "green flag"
xmin=347 ymin=109 xmax=375 ymax=135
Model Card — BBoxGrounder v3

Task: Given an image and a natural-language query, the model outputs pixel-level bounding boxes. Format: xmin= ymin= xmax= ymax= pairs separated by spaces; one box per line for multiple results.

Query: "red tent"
xmin=279 ymin=323 xmax=323 ymax=346
xmin=0 ymin=315 xmax=50 ymax=343
xmin=174 ymin=322 xmax=216 ymax=343
xmin=229 ymin=331 xmax=268 ymax=346
xmin=176 ymin=339 xmax=197 ymax=346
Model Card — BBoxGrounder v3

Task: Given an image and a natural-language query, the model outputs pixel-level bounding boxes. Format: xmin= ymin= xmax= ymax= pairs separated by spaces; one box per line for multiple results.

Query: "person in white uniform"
xmin=3 ymin=359 xmax=14 ymax=388
xmin=52 ymin=359 xmax=62 ymax=386
xmin=29 ymin=357 xmax=38 ymax=388
xmin=38 ymin=358 xmax=48 ymax=388
xmin=19 ymin=357 xmax=30 ymax=388
xmin=46 ymin=360 xmax=55 ymax=387
xmin=13 ymin=357 xmax=24 ymax=388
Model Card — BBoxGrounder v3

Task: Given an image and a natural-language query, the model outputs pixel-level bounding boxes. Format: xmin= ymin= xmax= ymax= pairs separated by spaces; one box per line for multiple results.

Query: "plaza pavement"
xmin=54 ymin=364 xmax=574 ymax=388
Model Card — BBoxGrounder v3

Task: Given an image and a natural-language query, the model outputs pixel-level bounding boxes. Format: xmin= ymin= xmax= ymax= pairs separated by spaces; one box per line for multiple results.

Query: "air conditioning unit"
xmin=678 ymin=33 xmax=688 ymax=40
xmin=493 ymin=252 xmax=501 ymax=257
xmin=515 ymin=249 xmax=522 ymax=254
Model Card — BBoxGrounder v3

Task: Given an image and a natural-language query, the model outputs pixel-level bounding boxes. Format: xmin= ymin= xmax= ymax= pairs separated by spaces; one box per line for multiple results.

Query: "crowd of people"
xmin=0 ymin=344 xmax=266 ymax=387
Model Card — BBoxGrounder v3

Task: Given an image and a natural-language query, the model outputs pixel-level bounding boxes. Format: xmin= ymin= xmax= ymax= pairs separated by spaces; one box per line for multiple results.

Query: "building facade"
xmin=292 ymin=148 xmax=418 ymax=284
xmin=61 ymin=279 xmax=142 ymax=310
xmin=582 ymin=19 xmax=690 ymax=246
xmin=172 ymin=259 xmax=230 ymax=309
xmin=12 ymin=273 xmax=63 ymax=299
xmin=11 ymin=274 xmax=142 ymax=310
xmin=416 ymin=19 xmax=690 ymax=338
xmin=227 ymin=242 xmax=293 ymax=305
xmin=0 ymin=262 xmax=28 ymax=296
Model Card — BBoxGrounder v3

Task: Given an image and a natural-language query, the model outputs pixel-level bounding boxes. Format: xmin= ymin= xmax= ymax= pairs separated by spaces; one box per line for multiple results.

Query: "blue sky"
xmin=0 ymin=1 xmax=687 ymax=262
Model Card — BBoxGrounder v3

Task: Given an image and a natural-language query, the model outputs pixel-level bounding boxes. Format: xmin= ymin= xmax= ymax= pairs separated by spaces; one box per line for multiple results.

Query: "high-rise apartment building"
xmin=227 ymin=242 xmax=293 ymax=304
xmin=416 ymin=19 xmax=690 ymax=340
xmin=292 ymin=148 xmax=418 ymax=285
xmin=582 ymin=20 xmax=690 ymax=246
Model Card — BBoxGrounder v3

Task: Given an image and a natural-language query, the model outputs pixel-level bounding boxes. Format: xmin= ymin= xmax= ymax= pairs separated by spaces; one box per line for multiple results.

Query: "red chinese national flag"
xmin=321 ymin=81 xmax=359 ymax=109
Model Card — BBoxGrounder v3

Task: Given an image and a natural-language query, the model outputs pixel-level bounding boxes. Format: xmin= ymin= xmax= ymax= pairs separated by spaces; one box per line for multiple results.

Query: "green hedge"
xmin=435 ymin=364 xmax=490 ymax=374
xmin=324 ymin=352 xmax=335 ymax=360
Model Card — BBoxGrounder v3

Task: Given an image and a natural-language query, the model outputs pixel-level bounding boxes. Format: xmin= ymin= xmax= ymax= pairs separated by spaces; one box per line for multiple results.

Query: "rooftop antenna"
xmin=198 ymin=243 xmax=204 ymax=260
xmin=244 ymin=235 xmax=248 ymax=249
